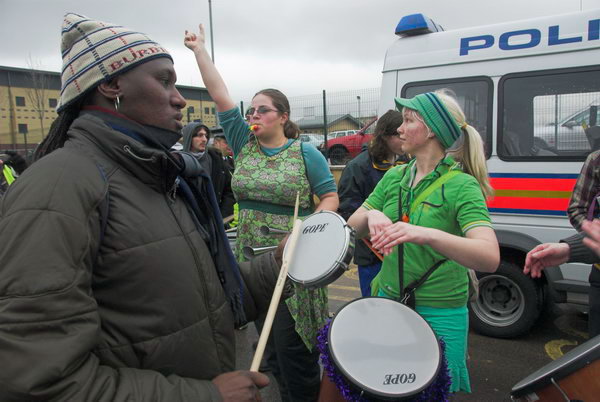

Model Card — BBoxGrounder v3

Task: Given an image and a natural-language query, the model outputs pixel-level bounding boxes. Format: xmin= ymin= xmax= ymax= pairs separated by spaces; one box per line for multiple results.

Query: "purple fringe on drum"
xmin=317 ymin=320 xmax=452 ymax=401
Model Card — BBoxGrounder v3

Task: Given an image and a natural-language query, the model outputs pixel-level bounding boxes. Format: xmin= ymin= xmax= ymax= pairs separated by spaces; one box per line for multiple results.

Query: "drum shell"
xmin=511 ymin=335 xmax=600 ymax=401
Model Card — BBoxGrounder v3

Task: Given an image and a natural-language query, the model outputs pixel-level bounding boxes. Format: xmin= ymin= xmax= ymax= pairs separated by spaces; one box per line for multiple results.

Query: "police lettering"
xmin=383 ymin=373 xmax=416 ymax=385
xmin=302 ymin=223 xmax=329 ymax=234
xmin=460 ymin=18 xmax=600 ymax=56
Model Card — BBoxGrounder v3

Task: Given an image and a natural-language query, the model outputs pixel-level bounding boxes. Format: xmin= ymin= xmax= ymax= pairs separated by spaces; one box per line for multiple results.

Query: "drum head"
xmin=329 ymin=298 xmax=441 ymax=399
xmin=286 ymin=211 xmax=351 ymax=286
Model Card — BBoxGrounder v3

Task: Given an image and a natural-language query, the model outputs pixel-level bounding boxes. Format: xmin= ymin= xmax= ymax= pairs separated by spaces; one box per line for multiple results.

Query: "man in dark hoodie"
xmin=182 ymin=122 xmax=236 ymax=219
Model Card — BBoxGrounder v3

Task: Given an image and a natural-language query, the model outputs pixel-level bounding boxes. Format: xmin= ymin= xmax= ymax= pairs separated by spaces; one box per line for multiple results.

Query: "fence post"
xmin=322 ymin=90 xmax=328 ymax=158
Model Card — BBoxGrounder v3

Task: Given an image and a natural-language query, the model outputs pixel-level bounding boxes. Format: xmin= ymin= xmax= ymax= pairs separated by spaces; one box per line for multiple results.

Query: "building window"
xmin=204 ymin=107 xmax=210 ymax=115
xmin=18 ymin=123 xmax=28 ymax=134
xmin=212 ymin=107 xmax=216 ymax=115
xmin=15 ymin=96 xmax=25 ymax=107
xmin=48 ymin=98 xmax=58 ymax=108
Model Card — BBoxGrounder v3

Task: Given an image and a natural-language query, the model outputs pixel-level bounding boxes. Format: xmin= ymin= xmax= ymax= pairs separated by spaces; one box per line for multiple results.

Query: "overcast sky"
xmin=1 ymin=0 xmax=598 ymax=102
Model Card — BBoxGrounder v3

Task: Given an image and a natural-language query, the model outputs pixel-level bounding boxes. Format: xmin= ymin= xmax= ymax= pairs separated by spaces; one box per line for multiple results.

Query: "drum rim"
xmin=286 ymin=210 xmax=353 ymax=286
xmin=510 ymin=334 xmax=600 ymax=398
xmin=328 ymin=296 xmax=442 ymax=400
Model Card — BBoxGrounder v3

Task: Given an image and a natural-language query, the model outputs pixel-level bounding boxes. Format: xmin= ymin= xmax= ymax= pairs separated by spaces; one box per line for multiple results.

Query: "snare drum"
xmin=320 ymin=297 xmax=449 ymax=401
xmin=285 ymin=210 xmax=355 ymax=288
xmin=511 ymin=334 xmax=600 ymax=401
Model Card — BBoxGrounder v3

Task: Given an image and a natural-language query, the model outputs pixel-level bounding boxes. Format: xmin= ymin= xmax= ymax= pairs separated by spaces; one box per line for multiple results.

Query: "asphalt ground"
xmin=236 ymin=265 xmax=590 ymax=401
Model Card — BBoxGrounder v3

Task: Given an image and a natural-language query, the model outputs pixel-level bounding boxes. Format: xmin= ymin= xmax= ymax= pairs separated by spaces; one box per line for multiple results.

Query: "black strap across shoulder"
xmin=397 ymin=179 xmax=446 ymax=305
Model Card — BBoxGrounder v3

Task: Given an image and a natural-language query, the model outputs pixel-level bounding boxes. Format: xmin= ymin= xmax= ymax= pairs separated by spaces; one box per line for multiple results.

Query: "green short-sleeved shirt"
xmin=363 ymin=156 xmax=491 ymax=308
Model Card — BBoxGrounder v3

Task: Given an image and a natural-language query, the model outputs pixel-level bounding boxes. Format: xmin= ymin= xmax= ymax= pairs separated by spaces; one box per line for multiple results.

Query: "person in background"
xmin=185 ymin=24 xmax=339 ymax=402
xmin=0 ymin=151 xmax=28 ymax=198
xmin=527 ymin=149 xmax=600 ymax=338
xmin=213 ymin=134 xmax=235 ymax=173
xmin=348 ymin=90 xmax=499 ymax=393
xmin=338 ymin=110 xmax=408 ymax=296
xmin=182 ymin=122 xmax=235 ymax=219
xmin=0 ymin=13 xmax=287 ymax=402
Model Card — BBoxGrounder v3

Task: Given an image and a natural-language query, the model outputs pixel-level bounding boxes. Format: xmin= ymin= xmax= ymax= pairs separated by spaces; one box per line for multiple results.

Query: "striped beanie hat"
xmin=58 ymin=13 xmax=172 ymax=112
xmin=394 ymin=92 xmax=462 ymax=149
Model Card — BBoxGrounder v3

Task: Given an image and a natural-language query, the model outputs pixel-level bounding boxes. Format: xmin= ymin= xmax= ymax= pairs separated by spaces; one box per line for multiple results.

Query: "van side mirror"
xmin=562 ymin=120 xmax=578 ymax=128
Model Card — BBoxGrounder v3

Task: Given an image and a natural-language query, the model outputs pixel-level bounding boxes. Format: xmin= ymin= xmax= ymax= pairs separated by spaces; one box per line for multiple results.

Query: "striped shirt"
xmin=568 ymin=150 xmax=600 ymax=231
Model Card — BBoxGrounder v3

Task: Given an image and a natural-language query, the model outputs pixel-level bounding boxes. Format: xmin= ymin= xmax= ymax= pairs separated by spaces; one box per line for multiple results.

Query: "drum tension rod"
xmin=550 ymin=377 xmax=581 ymax=402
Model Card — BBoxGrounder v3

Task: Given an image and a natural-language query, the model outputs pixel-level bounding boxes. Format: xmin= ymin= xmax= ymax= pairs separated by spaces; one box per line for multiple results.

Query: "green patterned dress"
xmin=232 ymin=136 xmax=329 ymax=351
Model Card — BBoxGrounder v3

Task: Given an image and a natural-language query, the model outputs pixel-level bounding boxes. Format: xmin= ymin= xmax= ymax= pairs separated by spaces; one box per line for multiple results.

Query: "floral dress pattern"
xmin=232 ymin=137 xmax=329 ymax=350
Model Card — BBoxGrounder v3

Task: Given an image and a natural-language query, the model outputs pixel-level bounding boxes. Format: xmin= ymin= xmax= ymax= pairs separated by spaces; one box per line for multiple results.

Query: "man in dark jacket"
xmin=0 ymin=150 xmax=28 ymax=197
xmin=0 ymin=13 xmax=283 ymax=402
xmin=182 ymin=122 xmax=235 ymax=219
xmin=337 ymin=110 xmax=406 ymax=296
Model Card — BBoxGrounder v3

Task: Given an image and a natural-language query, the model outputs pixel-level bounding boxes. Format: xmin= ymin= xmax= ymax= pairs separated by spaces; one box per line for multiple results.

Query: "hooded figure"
xmin=181 ymin=122 xmax=235 ymax=218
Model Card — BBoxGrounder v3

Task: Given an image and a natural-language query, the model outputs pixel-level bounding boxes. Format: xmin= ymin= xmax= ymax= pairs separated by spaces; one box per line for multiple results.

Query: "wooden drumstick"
xmin=250 ymin=192 xmax=302 ymax=372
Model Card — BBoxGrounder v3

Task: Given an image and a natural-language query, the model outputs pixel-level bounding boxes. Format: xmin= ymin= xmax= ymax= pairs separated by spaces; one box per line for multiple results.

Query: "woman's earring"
xmin=114 ymin=95 xmax=121 ymax=111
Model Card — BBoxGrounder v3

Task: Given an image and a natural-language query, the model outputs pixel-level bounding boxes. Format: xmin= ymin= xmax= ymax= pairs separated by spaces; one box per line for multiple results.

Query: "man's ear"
xmin=97 ymin=77 xmax=121 ymax=100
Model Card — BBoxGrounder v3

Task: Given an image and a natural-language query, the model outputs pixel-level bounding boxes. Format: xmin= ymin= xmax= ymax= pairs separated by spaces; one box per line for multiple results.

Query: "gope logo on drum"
xmin=302 ymin=223 xmax=329 ymax=234
xmin=383 ymin=373 xmax=416 ymax=385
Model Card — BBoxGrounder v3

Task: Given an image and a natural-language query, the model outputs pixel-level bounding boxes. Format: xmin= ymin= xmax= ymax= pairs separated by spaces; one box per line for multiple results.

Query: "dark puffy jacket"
xmin=338 ymin=150 xmax=388 ymax=265
xmin=0 ymin=112 xmax=280 ymax=401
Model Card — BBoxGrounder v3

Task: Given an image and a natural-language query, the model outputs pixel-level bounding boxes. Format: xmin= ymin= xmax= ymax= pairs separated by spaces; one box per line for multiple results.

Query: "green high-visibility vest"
xmin=2 ymin=165 xmax=16 ymax=185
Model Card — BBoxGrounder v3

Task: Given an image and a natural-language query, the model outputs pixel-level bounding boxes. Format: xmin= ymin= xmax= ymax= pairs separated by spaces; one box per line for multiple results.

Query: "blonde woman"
xmin=348 ymin=90 xmax=499 ymax=393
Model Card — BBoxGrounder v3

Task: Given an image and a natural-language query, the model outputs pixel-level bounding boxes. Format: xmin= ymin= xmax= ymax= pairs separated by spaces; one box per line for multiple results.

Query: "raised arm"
xmin=184 ymin=24 xmax=235 ymax=112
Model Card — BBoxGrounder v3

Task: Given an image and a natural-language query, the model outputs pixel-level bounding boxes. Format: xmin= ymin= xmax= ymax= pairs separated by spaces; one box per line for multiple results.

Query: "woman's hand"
xmin=366 ymin=210 xmax=392 ymax=239
xmin=184 ymin=24 xmax=206 ymax=52
xmin=371 ymin=221 xmax=433 ymax=256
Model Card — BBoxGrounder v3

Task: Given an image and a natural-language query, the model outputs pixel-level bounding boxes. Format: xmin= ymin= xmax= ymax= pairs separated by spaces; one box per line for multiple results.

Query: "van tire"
xmin=329 ymin=147 xmax=349 ymax=165
xmin=469 ymin=261 xmax=543 ymax=338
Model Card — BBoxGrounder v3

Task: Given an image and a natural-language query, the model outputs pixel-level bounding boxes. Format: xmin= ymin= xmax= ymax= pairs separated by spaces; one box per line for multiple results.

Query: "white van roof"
xmin=383 ymin=9 xmax=600 ymax=73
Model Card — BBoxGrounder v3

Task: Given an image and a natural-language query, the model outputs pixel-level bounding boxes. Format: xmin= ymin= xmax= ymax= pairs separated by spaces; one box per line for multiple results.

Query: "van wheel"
xmin=329 ymin=147 xmax=349 ymax=165
xmin=469 ymin=261 xmax=543 ymax=338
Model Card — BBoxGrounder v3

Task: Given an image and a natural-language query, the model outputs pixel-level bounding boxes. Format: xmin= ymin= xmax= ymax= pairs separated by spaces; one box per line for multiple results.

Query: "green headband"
xmin=394 ymin=92 xmax=462 ymax=149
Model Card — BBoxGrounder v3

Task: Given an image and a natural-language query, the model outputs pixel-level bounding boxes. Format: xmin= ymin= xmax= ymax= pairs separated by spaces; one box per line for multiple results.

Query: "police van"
xmin=380 ymin=10 xmax=600 ymax=338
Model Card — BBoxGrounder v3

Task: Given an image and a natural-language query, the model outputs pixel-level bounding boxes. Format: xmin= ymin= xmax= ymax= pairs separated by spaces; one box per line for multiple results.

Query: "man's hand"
xmin=184 ymin=24 xmax=206 ymax=53
xmin=212 ymin=371 xmax=270 ymax=402
xmin=274 ymin=234 xmax=289 ymax=267
xmin=582 ymin=219 xmax=600 ymax=257
xmin=524 ymin=243 xmax=570 ymax=278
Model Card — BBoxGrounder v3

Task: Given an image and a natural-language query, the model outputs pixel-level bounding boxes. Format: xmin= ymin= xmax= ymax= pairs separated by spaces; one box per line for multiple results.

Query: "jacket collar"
xmin=68 ymin=108 xmax=182 ymax=193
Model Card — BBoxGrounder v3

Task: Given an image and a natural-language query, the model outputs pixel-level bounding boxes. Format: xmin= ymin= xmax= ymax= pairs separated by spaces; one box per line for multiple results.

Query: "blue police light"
xmin=395 ymin=13 xmax=444 ymax=36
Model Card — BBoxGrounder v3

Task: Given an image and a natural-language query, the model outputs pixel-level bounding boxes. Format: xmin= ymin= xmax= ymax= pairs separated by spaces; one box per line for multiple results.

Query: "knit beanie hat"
xmin=58 ymin=13 xmax=172 ymax=112
xmin=394 ymin=92 xmax=462 ymax=149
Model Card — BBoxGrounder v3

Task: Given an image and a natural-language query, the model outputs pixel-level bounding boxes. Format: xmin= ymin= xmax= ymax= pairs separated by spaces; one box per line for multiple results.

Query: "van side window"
xmin=499 ymin=67 xmax=600 ymax=161
xmin=403 ymin=78 xmax=492 ymax=159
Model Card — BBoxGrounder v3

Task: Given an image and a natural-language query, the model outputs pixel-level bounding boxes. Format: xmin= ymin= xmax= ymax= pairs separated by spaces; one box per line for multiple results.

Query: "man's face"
xmin=213 ymin=137 xmax=226 ymax=151
xmin=116 ymin=58 xmax=186 ymax=132
xmin=191 ymin=128 xmax=209 ymax=152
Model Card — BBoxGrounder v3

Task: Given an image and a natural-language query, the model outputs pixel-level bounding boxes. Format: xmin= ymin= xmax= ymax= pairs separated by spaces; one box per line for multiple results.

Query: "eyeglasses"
xmin=246 ymin=106 xmax=278 ymax=116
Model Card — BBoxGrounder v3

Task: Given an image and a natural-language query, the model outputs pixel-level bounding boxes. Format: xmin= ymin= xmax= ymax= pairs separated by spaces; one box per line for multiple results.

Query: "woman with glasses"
xmin=185 ymin=25 xmax=338 ymax=401
xmin=338 ymin=110 xmax=409 ymax=297
xmin=348 ymin=90 xmax=499 ymax=394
